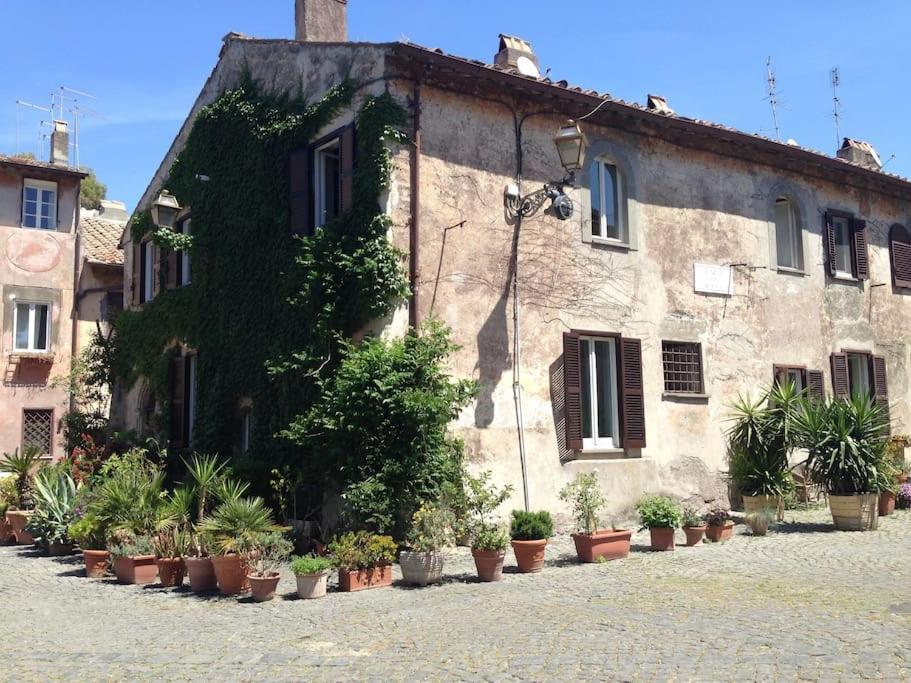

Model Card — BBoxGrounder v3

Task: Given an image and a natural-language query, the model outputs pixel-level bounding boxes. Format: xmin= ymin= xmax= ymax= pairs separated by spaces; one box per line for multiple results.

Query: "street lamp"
xmin=553 ymin=120 xmax=587 ymax=179
xmin=150 ymin=190 xmax=181 ymax=229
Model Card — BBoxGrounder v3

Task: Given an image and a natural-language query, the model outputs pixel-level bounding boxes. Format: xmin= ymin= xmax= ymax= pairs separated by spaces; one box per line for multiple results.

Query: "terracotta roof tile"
xmin=79 ymin=216 xmax=124 ymax=266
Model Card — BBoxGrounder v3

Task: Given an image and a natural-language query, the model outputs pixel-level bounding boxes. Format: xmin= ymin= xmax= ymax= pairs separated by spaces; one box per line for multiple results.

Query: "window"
xmin=661 ymin=341 xmax=704 ymax=394
xmin=169 ymin=353 xmax=197 ymax=450
xmin=774 ymin=197 xmax=803 ymax=270
xmin=773 ymin=365 xmax=805 ymax=392
xmin=847 ymin=353 xmax=872 ymax=399
xmin=100 ymin=292 xmax=123 ymax=323
xmin=13 ymin=302 xmax=50 ymax=352
xmin=22 ymin=409 xmax=53 ymax=457
xmin=826 ymin=211 xmax=869 ymax=280
xmin=314 ymin=138 xmax=341 ymax=229
xmin=831 ymin=351 xmax=887 ymax=410
xmin=589 ymin=160 xmax=623 ymax=241
xmin=140 ymin=241 xmax=155 ymax=303
xmin=180 ymin=219 xmax=191 ymax=286
xmin=889 ymin=224 xmax=911 ymax=288
xmin=580 ymin=336 xmax=620 ymax=449
xmin=21 ymin=179 xmax=57 ymax=230
xmin=831 ymin=214 xmax=852 ymax=277
xmin=240 ymin=407 xmax=253 ymax=453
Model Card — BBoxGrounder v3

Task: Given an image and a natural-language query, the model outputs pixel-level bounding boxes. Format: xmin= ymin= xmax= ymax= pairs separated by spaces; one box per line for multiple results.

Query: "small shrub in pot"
xmin=636 ymin=496 xmax=682 ymax=551
xmin=329 ymin=531 xmax=397 ymax=592
xmin=681 ymin=507 xmax=706 ymax=547
xmin=109 ymin=534 xmax=158 ymax=585
xmin=246 ymin=531 xmax=293 ymax=602
xmin=509 ymin=510 xmax=553 ymax=573
xmin=897 ymin=483 xmax=911 ymax=510
xmin=292 ymin=555 xmax=333 ymax=599
xmin=69 ymin=514 xmax=109 ymax=578
xmin=560 ymin=472 xmax=632 ymax=562
xmin=703 ymin=508 xmax=734 ymax=542
xmin=463 ymin=471 xmax=513 ymax=581
xmin=400 ymin=502 xmax=452 ymax=586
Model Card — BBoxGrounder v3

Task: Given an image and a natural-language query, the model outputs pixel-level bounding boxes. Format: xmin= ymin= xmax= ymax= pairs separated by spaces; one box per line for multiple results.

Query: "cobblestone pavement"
xmin=3 ymin=507 xmax=911 ymax=681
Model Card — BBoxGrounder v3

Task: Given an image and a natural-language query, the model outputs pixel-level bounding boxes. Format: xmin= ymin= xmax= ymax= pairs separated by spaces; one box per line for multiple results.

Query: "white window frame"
xmin=240 ymin=407 xmax=252 ymax=452
xmin=774 ymin=197 xmax=803 ymax=271
xmin=590 ymin=160 xmax=625 ymax=243
xmin=21 ymin=179 xmax=57 ymax=230
xmin=13 ymin=301 xmax=51 ymax=353
xmin=581 ymin=335 xmax=621 ymax=450
xmin=832 ymin=215 xmax=853 ymax=279
xmin=142 ymin=241 xmax=155 ymax=302
xmin=187 ymin=355 xmax=197 ymax=446
xmin=180 ymin=219 xmax=191 ymax=286
xmin=847 ymin=352 xmax=872 ymax=399
xmin=314 ymin=138 xmax=341 ymax=229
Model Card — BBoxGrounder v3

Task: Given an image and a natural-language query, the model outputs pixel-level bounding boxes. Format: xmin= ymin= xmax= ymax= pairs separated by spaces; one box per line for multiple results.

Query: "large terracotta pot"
xmin=830 ymin=493 xmax=879 ymax=531
xmin=511 ymin=539 xmax=547 ymax=573
xmin=211 ymin=554 xmax=250 ymax=595
xmin=0 ymin=516 xmax=12 ymax=544
xmin=249 ymin=572 xmax=281 ymax=602
xmin=705 ymin=521 xmax=735 ymax=542
xmin=157 ymin=557 xmax=186 ymax=587
xmin=571 ymin=529 xmax=632 ymax=562
xmin=879 ymin=491 xmax=896 ymax=517
xmin=683 ymin=525 xmax=706 ymax=546
xmin=295 ymin=570 xmax=330 ymax=599
xmin=471 ymin=548 xmax=506 ymax=582
xmin=743 ymin=494 xmax=784 ymax=521
xmin=7 ymin=511 xmax=34 ymax=545
xmin=648 ymin=527 xmax=676 ymax=551
xmin=338 ymin=563 xmax=392 ymax=592
xmin=49 ymin=542 xmax=74 ymax=556
xmin=113 ymin=555 xmax=158 ymax=585
xmin=399 ymin=550 xmax=444 ymax=586
xmin=83 ymin=550 xmax=109 ymax=578
xmin=185 ymin=556 xmax=218 ymax=593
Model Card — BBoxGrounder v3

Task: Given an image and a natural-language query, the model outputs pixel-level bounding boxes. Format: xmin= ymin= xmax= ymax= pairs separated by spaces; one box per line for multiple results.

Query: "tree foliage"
xmin=79 ymin=169 xmax=107 ymax=210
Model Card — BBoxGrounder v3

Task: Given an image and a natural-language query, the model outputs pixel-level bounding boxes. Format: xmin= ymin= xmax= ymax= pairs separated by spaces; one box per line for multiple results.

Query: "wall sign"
xmin=694 ymin=263 xmax=734 ymax=296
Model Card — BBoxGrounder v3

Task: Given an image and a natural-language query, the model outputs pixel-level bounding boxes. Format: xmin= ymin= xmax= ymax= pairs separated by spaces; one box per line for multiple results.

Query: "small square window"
xmin=22 ymin=409 xmax=53 ymax=457
xmin=662 ymin=341 xmax=704 ymax=393
xmin=22 ymin=179 xmax=57 ymax=230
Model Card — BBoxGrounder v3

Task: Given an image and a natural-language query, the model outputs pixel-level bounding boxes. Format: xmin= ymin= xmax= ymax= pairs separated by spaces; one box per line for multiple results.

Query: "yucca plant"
xmin=183 ymin=453 xmax=227 ymax=523
xmin=27 ymin=468 xmax=78 ymax=545
xmin=0 ymin=446 xmax=44 ymax=510
xmin=198 ymin=497 xmax=278 ymax=556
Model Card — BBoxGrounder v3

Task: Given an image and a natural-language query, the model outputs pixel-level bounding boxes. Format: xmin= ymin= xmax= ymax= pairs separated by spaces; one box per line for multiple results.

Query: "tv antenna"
xmin=831 ymin=67 xmax=841 ymax=147
xmin=765 ymin=56 xmax=781 ymax=141
xmin=69 ymin=104 xmax=104 ymax=169
xmin=14 ymin=99 xmax=52 ymax=155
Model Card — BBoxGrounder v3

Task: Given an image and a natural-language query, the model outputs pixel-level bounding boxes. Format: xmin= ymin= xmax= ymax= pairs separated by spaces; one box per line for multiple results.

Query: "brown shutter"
xmin=830 ymin=352 xmax=849 ymax=399
xmin=340 ymin=124 xmax=355 ymax=212
xmin=852 ymin=219 xmax=869 ymax=279
xmin=890 ymin=224 xmax=911 ymax=288
xmin=132 ymin=243 xmax=141 ymax=305
xmin=825 ymin=212 xmax=838 ymax=276
xmin=562 ymin=332 xmax=583 ymax=451
xmin=620 ymin=337 xmax=646 ymax=448
xmin=170 ymin=356 xmax=186 ymax=449
xmin=288 ymin=147 xmax=312 ymax=236
xmin=872 ymin=355 xmax=890 ymax=432
xmin=806 ymin=370 xmax=824 ymax=401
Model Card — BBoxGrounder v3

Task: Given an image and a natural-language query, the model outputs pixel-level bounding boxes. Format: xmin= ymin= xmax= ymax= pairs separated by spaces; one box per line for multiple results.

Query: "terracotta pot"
xmin=0 ymin=516 xmax=12 ymax=544
xmin=471 ymin=548 xmax=506 ymax=582
xmin=742 ymin=494 xmax=784 ymax=521
xmin=185 ymin=556 xmax=218 ymax=593
xmin=83 ymin=550 xmax=109 ymax=578
xmin=338 ymin=563 xmax=393 ymax=592
xmin=49 ymin=542 xmax=74 ymax=556
xmin=6 ymin=511 xmax=34 ymax=545
xmin=295 ymin=570 xmax=330 ymax=599
xmin=649 ymin=527 xmax=676 ymax=551
xmin=830 ymin=493 xmax=879 ymax=531
xmin=157 ymin=557 xmax=186 ymax=587
xmin=248 ymin=572 xmax=281 ymax=602
xmin=683 ymin=525 xmax=706 ymax=546
xmin=113 ymin=555 xmax=158 ymax=585
xmin=705 ymin=521 xmax=735 ymax=542
xmin=511 ymin=539 xmax=547 ymax=573
xmin=211 ymin=554 xmax=250 ymax=595
xmin=571 ymin=529 xmax=632 ymax=562
xmin=399 ymin=550 xmax=444 ymax=586
xmin=879 ymin=491 xmax=896 ymax=517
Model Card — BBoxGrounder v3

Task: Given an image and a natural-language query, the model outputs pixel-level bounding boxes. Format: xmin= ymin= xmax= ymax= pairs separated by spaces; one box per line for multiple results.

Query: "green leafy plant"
xmin=0 ymin=474 xmax=17 ymax=514
xmin=636 ymin=496 xmax=683 ymax=530
xmin=559 ymin=472 xmax=607 ymax=534
xmin=405 ymin=502 xmax=453 ymax=552
xmin=246 ymin=531 xmax=293 ymax=577
xmin=509 ymin=510 xmax=554 ymax=541
xmin=462 ymin=471 xmax=513 ymax=551
xmin=198 ymin=496 xmax=277 ymax=556
xmin=291 ymin=555 xmax=333 ymax=576
xmin=27 ymin=468 xmax=78 ymax=545
xmin=68 ymin=514 xmax=106 ymax=551
xmin=472 ymin=524 xmax=509 ymax=552
xmin=108 ymin=534 xmax=154 ymax=559
xmin=681 ymin=506 xmax=704 ymax=528
xmin=327 ymin=531 xmax=397 ymax=571
xmin=152 ymin=525 xmax=192 ymax=560
xmin=0 ymin=446 xmax=44 ymax=510
xmin=89 ymin=450 xmax=166 ymax=537
xmin=703 ymin=508 xmax=731 ymax=527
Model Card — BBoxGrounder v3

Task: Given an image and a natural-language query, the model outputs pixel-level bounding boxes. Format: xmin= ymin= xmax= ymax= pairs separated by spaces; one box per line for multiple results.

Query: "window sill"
xmin=662 ymin=391 xmax=710 ymax=402
xmin=565 ymin=448 xmax=636 ymax=461
xmin=589 ymin=236 xmax=632 ymax=251
xmin=775 ymin=266 xmax=807 ymax=277
xmin=831 ymin=274 xmax=861 ymax=283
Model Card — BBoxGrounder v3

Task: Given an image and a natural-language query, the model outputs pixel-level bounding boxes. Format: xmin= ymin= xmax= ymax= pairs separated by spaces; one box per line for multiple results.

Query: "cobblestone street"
xmin=3 ymin=507 xmax=911 ymax=681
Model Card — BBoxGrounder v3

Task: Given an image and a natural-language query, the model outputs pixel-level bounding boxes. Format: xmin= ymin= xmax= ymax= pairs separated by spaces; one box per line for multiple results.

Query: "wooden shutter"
xmin=562 ymin=332 xmax=583 ymax=451
xmin=830 ymin=352 xmax=849 ymax=399
xmin=620 ymin=337 xmax=646 ymax=448
xmin=806 ymin=370 xmax=824 ymax=401
xmin=872 ymin=355 xmax=890 ymax=432
xmin=339 ymin=124 xmax=356 ymax=212
xmin=288 ymin=147 xmax=312 ymax=236
xmin=852 ymin=219 xmax=869 ymax=279
xmin=170 ymin=356 xmax=186 ymax=449
xmin=132 ymin=243 xmax=141 ymax=305
xmin=890 ymin=224 xmax=911 ymax=288
xmin=824 ymin=212 xmax=838 ymax=277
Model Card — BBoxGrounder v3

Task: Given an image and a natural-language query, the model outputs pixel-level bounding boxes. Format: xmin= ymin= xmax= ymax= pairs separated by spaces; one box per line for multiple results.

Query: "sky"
xmin=2 ymin=1 xmax=910 ymax=212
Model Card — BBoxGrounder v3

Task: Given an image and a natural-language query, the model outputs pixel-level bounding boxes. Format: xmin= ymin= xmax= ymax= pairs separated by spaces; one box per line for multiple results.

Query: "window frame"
xmin=21 ymin=408 xmax=54 ymax=458
xmin=825 ymin=209 xmax=868 ymax=281
xmin=180 ymin=218 xmax=192 ymax=286
xmin=578 ymin=333 xmax=621 ymax=451
xmin=12 ymin=301 xmax=51 ymax=353
xmin=313 ymin=137 xmax=342 ymax=230
xmin=140 ymin=240 xmax=155 ymax=303
xmin=589 ymin=158 xmax=625 ymax=244
xmin=21 ymin=178 xmax=57 ymax=230
xmin=844 ymin=349 xmax=873 ymax=400
xmin=773 ymin=197 xmax=804 ymax=272
xmin=661 ymin=340 xmax=705 ymax=395
xmin=773 ymin=364 xmax=807 ymax=392
xmin=831 ymin=213 xmax=853 ymax=278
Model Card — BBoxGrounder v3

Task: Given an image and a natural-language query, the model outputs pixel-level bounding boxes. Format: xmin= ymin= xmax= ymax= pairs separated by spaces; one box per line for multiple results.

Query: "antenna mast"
xmin=765 ymin=56 xmax=781 ymax=141
xmin=831 ymin=67 xmax=841 ymax=147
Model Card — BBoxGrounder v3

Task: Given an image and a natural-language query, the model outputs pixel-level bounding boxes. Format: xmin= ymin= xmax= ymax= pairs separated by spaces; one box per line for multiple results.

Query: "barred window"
xmin=662 ymin=341 xmax=704 ymax=394
xmin=22 ymin=409 xmax=53 ymax=457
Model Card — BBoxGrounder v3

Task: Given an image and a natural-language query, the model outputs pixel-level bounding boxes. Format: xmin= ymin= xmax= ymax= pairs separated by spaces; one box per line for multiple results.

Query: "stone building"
xmin=121 ymin=0 xmax=911 ymax=515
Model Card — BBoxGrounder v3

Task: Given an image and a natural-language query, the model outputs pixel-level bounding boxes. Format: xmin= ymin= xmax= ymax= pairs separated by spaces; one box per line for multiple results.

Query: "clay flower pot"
xmin=157 ymin=557 xmax=186 ymax=588
xmin=248 ymin=572 xmax=281 ymax=602
xmin=113 ymin=555 xmax=158 ymax=585
xmin=705 ymin=521 xmax=735 ymax=542
xmin=879 ymin=491 xmax=896 ymax=517
xmin=6 ymin=511 xmax=34 ymax=545
xmin=648 ymin=527 xmax=676 ymax=551
xmin=471 ymin=548 xmax=506 ymax=582
xmin=338 ymin=563 xmax=392 ymax=592
xmin=83 ymin=549 xmax=110 ymax=578
xmin=0 ymin=516 xmax=12 ymax=544
xmin=511 ymin=539 xmax=547 ymax=573
xmin=185 ymin=556 xmax=218 ymax=593
xmin=683 ymin=525 xmax=706 ymax=546
xmin=399 ymin=550 xmax=444 ymax=586
xmin=830 ymin=493 xmax=879 ymax=531
xmin=49 ymin=542 xmax=74 ymax=557
xmin=571 ymin=529 xmax=632 ymax=562
xmin=295 ymin=570 xmax=330 ymax=599
xmin=211 ymin=554 xmax=250 ymax=595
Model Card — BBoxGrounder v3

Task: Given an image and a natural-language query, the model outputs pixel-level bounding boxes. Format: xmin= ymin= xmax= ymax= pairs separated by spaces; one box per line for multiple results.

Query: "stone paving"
xmin=3 ymin=506 xmax=911 ymax=681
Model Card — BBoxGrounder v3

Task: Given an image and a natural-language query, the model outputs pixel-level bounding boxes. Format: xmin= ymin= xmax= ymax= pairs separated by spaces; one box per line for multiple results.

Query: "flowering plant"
xmin=703 ymin=508 xmax=731 ymax=527
xmin=897 ymin=483 xmax=911 ymax=509
xmin=405 ymin=502 xmax=453 ymax=552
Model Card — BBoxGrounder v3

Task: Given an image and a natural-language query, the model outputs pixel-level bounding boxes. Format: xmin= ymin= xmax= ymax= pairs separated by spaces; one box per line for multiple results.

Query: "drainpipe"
xmin=69 ymin=202 xmax=82 ymax=417
xmin=409 ymin=78 xmax=422 ymax=329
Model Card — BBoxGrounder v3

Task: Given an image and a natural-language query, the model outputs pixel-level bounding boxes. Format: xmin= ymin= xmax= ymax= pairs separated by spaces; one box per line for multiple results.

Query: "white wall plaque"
xmin=694 ymin=263 xmax=734 ymax=296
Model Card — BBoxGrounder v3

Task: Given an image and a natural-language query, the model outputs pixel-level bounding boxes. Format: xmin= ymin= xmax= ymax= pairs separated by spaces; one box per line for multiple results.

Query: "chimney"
xmin=646 ymin=94 xmax=674 ymax=116
xmin=494 ymin=34 xmax=541 ymax=78
xmin=295 ymin=0 xmax=347 ymax=42
xmin=836 ymin=138 xmax=882 ymax=171
xmin=50 ymin=120 xmax=69 ymax=166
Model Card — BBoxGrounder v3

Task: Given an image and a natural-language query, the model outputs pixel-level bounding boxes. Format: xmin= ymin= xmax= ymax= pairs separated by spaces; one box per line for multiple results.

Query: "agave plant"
xmin=90 ymin=455 xmax=166 ymax=537
xmin=27 ymin=468 xmax=78 ymax=545
xmin=0 ymin=446 xmax=44 ymax=510
xmin=198 ymin=497 xmax=278 ymax=556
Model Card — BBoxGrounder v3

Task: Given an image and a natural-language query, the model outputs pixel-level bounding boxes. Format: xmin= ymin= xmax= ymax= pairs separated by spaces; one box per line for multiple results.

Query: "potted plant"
xmin=636 ymin=495 xmax=682 ymax=551
xmin=898 ymin=482 xmax=911 ymax=510
xmin=560 ymin=472 xmax=631 ymax=562
xmin=153 ymin=525 xmax=191 ymax=588
xmin=681 ymin=507 xmax=706 ymax=546
xmin=471 ymin=524 xmax=510 ymax=582
xmin=69 ymin=514 xmax=109 ymax=578
xmin=246 ymin=531 xmax=293 ymax=602
xmin=329 ymin=531 xmax=397 ymax=592
xmin=109 ymin=534 xmax=158 ymax=585
xmin=27 ymin=467 xmax=78 ymax=556
xmin=1 ymin=446 xmax=43 ymax=545
xmin=291 ymin=555 xmax=333 ymax=599
xmin=0 ymin=474 xmax=18 ymax=543
xmin=184 ymin=533 xmax=218 ymax=592
xmin=509 ymin=510 xmax=553 ymax=572
xmin=463 ymin=471 xmax=513 ymax=581
xmin=703 ymin=508 xmax=735 ymax=542
xmin=399 ymin=502 xmax=452 ymax=586
xmin=879 ymin=486 xmax=897 ymax=517
xmin=745 ymin=508 xmax=775 ymax=536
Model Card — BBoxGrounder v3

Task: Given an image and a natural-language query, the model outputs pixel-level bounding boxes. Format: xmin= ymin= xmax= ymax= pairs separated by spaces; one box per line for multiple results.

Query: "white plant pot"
xmin=295 ymin=570 xmax=330 ymax=599
xmin=399 ymin=550 xmax=443 ymax=586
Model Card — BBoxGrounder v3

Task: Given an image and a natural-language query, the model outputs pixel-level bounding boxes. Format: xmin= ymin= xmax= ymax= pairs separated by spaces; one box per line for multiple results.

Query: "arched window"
xmin=774 ymin=197 xmax=803 ymax=270
xmin=890 ymin=223 xmax=911 ymax=288
xmin=589 ymin=159 xmax=625 ymax=242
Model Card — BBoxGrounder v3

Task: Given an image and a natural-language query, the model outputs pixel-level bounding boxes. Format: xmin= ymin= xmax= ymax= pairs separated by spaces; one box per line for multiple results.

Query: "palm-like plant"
xmin=28 ymin=468 xmax=77 ymax=545
xmin=198 ymin=497 xmax=278 ymax=555
xmin=91 ymin=457 xmax=166 ymax=537
xmin=0 ymin=446 xmax=44 ymax=510
xmin=183 ymin=453 xmax=227 ymax=523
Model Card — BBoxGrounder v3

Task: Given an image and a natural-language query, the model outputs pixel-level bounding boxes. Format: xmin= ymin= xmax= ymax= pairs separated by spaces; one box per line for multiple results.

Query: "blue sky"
xmin=2 ymin=1 xmax=909 ymax=211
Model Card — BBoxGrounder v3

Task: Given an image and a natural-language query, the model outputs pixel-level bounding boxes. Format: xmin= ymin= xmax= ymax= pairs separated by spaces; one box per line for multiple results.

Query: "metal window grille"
xmin=662 ymin=342 xmax=703 ymax=393
xmin=22 ymin=409 xmax=52 ymax=456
